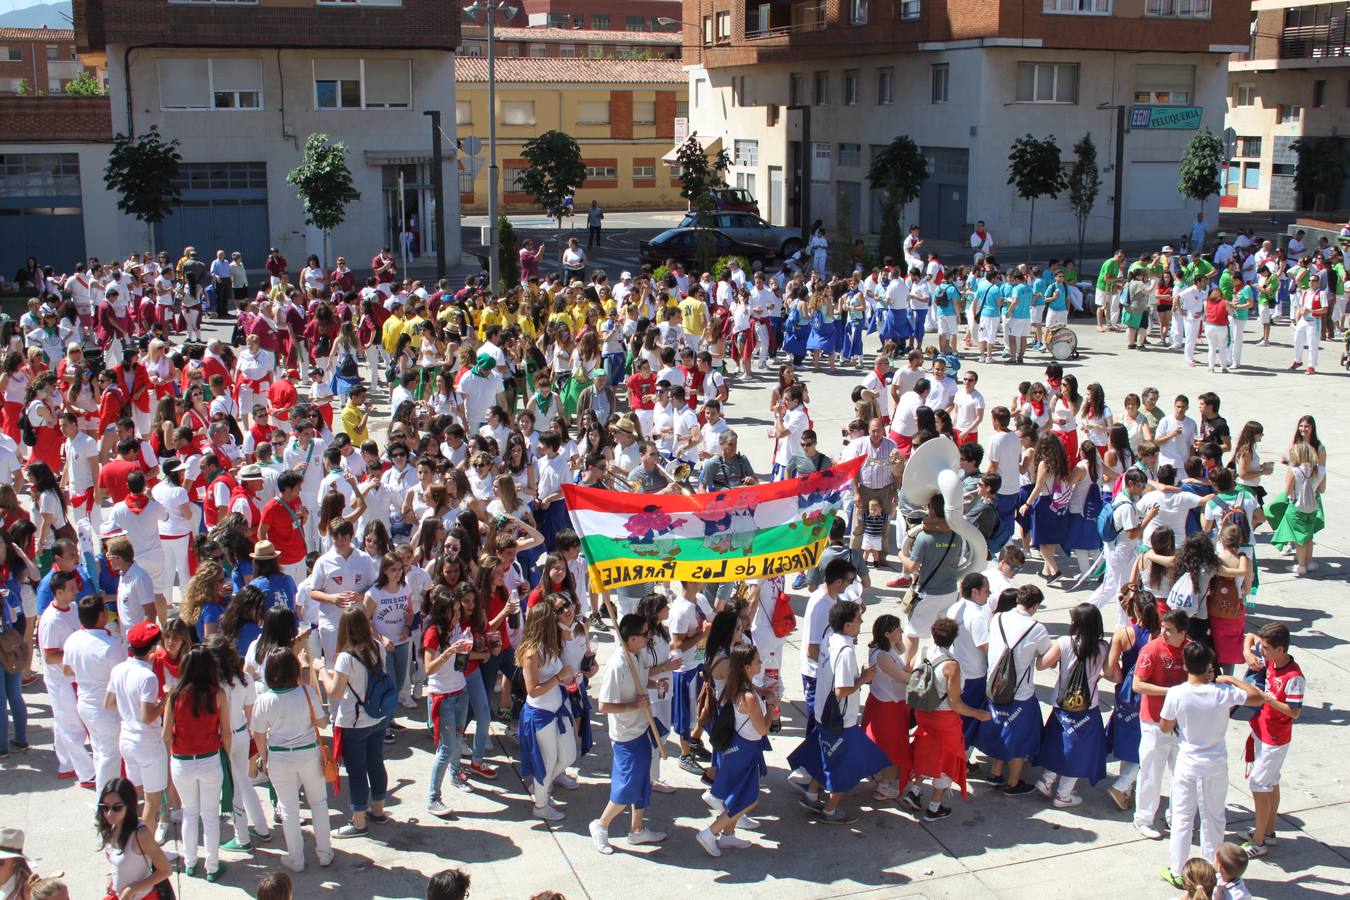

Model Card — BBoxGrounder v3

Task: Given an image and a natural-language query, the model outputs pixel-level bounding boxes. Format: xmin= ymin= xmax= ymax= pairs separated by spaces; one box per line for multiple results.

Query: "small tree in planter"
xmin=1007 ymin=134 xmax=1066 ymax=249
xmin=103 ymin=125 xmax=182 ymax=253
xmin=286 ymin=133 xmax=360 ymax=266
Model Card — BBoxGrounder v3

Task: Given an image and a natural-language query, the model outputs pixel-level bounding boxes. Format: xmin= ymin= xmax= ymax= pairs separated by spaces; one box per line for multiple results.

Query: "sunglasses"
xmin=98 ymin=803 xmax=126 ymax=813
xmin=554 ymin=600 xmax=572 ymax=611
xmin=390 ymin=452 xmax=408 ymax=459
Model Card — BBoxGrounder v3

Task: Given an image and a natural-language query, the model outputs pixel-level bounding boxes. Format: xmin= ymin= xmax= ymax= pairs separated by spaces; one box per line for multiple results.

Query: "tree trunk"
xmin=146 ymin=221 xmax=155 ymax=256
xmin=1028 ymin=198 xmax=1036 ymax=251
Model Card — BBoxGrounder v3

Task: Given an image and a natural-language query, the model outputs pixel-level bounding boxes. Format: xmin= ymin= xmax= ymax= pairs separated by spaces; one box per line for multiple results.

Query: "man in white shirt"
xmin=309 ymin=521 xmax=377 ymax=662
xmin=797 ymin=557 xmax=857 ymax=736
xmin=1089 ymin=469 xmax=1156 ymax=623
xmin=1174 ymin=275 xmax=1208 ymax=361
xmin=60 ymin=412 xmax=100 ymax=529
xmin=859 ymin=354 xmax=892 ymax=424
xmin=670 ymin=386 xmax=701 ymax=465
xmin=976 ymin=586 xmax=1054 ymax=794
xmin=842 ymin=418 xmax=902 ymax=567
xmin=109 ymin=471 xmax=168 ymax=608
xmin=107 ymin=536 xmax=162 ymax=644
xmin=1211 ymin=235 xmax=1235 ymax=269
xmin=891 ymin=378 xmax=930 ymax=457
xmin=107 ymin=621 xmax=170 ymax=838
xmin=889 ymin=350 xmax=926 ymax=413
xmin=379 ymin=443 xmax=418 ymax=539
xmin=925 ymin=358 xmax=957 ymax=414
xmin=650 ymin=383 xmax=678 ymax=459
xmin=981 ymin=545 xmax=1024 ymax=614
xmin=1154 ymin=395 xmax=1199 ymax=469
xmin=38 ymin=572 xmax=94 ymax=784
xmin=63 ymin=594 xmax=124 ymax=789
xmin=283 ymin=418 xmax=328 ymax=547
xmin=459 ymin=355 xmax=506 ymax=430
xmin=947 ymin=572 xmax=992 ymax=748
xmin=903 ymin=225 xmax=925 ymax=272
xmin=969 ymin=221 xmax=994 ymax=262
xmin=952 ymin=371 xmax=986 ymax=444
xmin=150 ymin=459 xmax=195 ymax=599
xmin=1160 ymin=643 xmax=1267 ymax=886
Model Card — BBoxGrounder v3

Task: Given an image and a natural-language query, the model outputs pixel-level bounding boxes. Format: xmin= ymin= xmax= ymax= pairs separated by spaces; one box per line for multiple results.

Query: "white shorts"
xmin=978 ymin=318 xmax=1000 ymax=344
xmin=1007 ymin=317 xmax=1032 ymax=338
xmin=1095 ymin=289 xmax=1114 ymax=311
xmin=904 ymin=589 xmax=955 ymax=638
xmin=937 ymin=314 xmax=958 ymax=336
xmin=120 ymin=737 xmax=169 ymax=794
xmin=861 ymin=533 xmax=883 ymax=552
xmin=1044 ymin=308 xmax=1068 ymax=328
xmin=1247 ymin=736 xmax=1288 ymax=793
xmin=1030 ymin=306 xmax=1044 ymax=325
xmin=1258 ymin=304 xmax=1274 ymax=325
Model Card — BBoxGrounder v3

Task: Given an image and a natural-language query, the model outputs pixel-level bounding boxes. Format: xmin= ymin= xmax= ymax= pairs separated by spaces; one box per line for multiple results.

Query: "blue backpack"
xmin=356 ymin=659 xmax=399 ymax=721
xmin=1097 ymin=497 xmax=1131 ymax=543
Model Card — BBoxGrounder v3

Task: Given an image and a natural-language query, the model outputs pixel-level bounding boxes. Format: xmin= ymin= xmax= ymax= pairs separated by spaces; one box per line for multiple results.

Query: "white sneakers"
xmin=589 ymin=820 xmax=614 ymax=855
xmin=427 ymin=800 xmax=453 ymax=819
xmin=627 ymin=827 xmax=666 ymax=846
xmin=701 ymin=789 xmax=725 ymax=813
xmin=533 ymin=804 xmax=565 ymax=822
xmin=1135 ymin=821 xmax=1164 ymax=840
xmin=590 ymin=820 xmax=665 ymax=853
xmin=696 ymin=827 xmax=722 ymax=858
xmin=555 ymin=772 xmax=581 ymax=791
xmin=717 ymin=833 xmax=752 ymax=849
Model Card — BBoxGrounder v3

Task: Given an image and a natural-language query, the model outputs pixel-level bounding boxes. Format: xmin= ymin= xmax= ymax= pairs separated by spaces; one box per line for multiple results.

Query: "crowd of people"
xmin=0 ymin=222 xmax=1337 ymax=900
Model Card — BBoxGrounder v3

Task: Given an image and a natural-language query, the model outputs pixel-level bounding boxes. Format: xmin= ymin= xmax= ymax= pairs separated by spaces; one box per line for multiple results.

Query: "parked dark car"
xmin=638 ymin=227 xmax=778 ymax=270
xmin=678 ymin=211 xmax=803 ymax=258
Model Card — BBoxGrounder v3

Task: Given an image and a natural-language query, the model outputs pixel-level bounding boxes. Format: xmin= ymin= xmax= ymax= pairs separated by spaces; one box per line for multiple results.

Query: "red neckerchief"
xmin=125 ymin=493 xmax=150 ymax=514
xmin=1029 ymin=399 xmax=1046 ymax=417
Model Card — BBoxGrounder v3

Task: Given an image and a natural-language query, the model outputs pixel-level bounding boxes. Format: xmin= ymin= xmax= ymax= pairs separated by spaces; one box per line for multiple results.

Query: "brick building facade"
xmin=0 ymin=27 xmax=100 ymax=95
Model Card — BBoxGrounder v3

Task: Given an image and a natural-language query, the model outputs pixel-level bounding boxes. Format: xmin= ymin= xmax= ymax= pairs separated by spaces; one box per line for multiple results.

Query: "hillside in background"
xmin=0 ymin=2 xmax=72 ymax=29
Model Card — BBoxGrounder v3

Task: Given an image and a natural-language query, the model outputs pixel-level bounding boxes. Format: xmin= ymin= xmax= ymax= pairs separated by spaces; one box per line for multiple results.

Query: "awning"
xmin=661 ymin=135 xmax=722 ymax=168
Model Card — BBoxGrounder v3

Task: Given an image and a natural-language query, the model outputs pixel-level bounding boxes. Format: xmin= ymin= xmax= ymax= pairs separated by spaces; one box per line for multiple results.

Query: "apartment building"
xmin=1227 ymin=1 xmax=1350 ymax=212
xmin=518 ymin=0 xmax=682 ymax=32
xmin=459 ymin=25 xmax=681 ymax=59
xmin=455 ymin=57 xmax=687 ymax=213
xmin=72 ymin=0 xmax=461 ymax=271
xmin=683 ymin=0 xmax=1249 ymax=247
xmin=0 ymin=27 xmax=99 ymax=96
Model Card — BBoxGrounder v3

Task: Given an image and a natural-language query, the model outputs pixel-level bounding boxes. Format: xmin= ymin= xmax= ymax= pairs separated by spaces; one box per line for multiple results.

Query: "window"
xmin=528 ymin=44 xmax=546 ymax=58
xmin=1237 ymin=136 xmax=1261 ymax=158
xmin=315 ymin=0 xmax=401 ymax=5
xmin=585 ymin=164 xmax=617 ymax=179
xmin=505 ymin=46 xmax=520 ymax=57
xmin=159 ymin=57 xmax=263 ymax=111
xmin=844 ymin=70 xmax=859 ymax=105
xmin=314 ymin=58 xmax=409 ymax=109
xmin=547 ymin=13 xmax=572 ymax=28
xmin=702 ymin=16 xmax=713 ymax=46
xmin=587 ymin=45 xmax=605 ymax=58
xmin=1277 ymin=104 xmax=1301 ymax=124
xmin=734 ymin=139 xmax=759 ymax=166
xmin=1313 ymin=79 xmax=1326 ymax=108
xmin=1242 ymin=163 xmax=1260 ymax=190
xmin=559 ymin=45 xmax=575 ymax=57
xmin=0 ymin=153 xmax=81 ymax=193
xmin=789 ymin=72 xmax=805 ymax=106
xmin=850 ymin=0 xmax=868 ymax=25
xmin=501 ymin=100 xmax=536 ymax=125
xmin=1235 ymin=83 xmax=1255 ymax=107
xmin=455 ymin=100 xmax=472 ymax=125
xmin=626 ymin=15 xmax=645 ymax=32
xmin=1145 ymin=0 xmax=1210 ymax=18
xmin=877 ymin=67 xmax=894 ymax=105
xmin=1 ymin=48 xmax=19 ymax=62
xmin=732 ymin=75 xmax=747 ymax=107
xmin=1043 ymin=0 xmax=1109 ymax=13
xmin=633 ymin=100 xmax=656 ymax=124
xmin=45 ymin=46 xmax=59 ymax=61
xmin=735 ymin=172 xmax=757 ymax=196
xmin=634 ymin=162 xmax=656 ymax=179
xmin=900 ymin=0 xmax=920 ymax=19
xmin=715 ymin=11 xmax=731 ymax=43
xmin=675 ymin=100 xmax=688 ymax=118
xmin=1015 ymin=62 xmax=1078 ymax=104
xmin=694 ymin=78 xmax=704 ymax=107
xmin=591 ymin=14 xmax=610 ymax=29
xmin=838 ymin=143 xmax=861 ymax=167
xmin=812 ymin=142 xmax=831 ymax=182
xmin=1134 ymin=64 xmax=1193 ymax=105
xmin=813 ymin=71 xmax=828 ymax=105
xmin=931 ymin=63 xmax=949 ymax=104
xmin=1271 ymin=163 xmax=1296 ymax=177
xmin=48 ymin=78 xmax=62 ymax=93
xmin=504 ymin=165 xmax=529 ymax=194
xmin=577 ymin=100 xmax=611 ymax=124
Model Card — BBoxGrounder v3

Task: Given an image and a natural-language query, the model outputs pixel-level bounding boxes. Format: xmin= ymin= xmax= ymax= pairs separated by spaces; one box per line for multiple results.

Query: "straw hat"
xmin=251 ymin=540 xmax=280 ymax=561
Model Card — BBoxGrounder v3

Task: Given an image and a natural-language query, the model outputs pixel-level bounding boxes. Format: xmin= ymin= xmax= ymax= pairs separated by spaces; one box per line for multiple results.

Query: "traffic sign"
xmin=461 ymin=135 xmax=483 ymax=157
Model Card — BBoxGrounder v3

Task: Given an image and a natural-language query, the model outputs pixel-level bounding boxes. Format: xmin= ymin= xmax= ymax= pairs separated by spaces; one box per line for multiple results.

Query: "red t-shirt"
xmin=170 ymin=690 xmax=222 ymax=756
xmin=625 ymin=372 xmax=656 ymax=412
xmin=98 ymin=459 xmax=141 ymax=505
xmin=1250 ymin=657 xmax=1305 ymax=746
xmin=259 ymin=497 xmax=306 ymax=565
xmin=1135 ymin=636 xmax=1187 ymax=724
xmin=424 ymin=624 xmax=479 ymax=677
xmin=1204 ymin=295 xmax=1229 ymax=326
xmin=485 ymin=586 xmax=512 ymax=649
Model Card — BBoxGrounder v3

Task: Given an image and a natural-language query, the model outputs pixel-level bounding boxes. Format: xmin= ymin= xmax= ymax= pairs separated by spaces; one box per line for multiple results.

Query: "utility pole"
xmin=788 ymin=104 xmax=812 ymax=242
xmin=486 ymin=5 xmax=499 ymax=293
xmin=424 ymin=109 xmax=447 ymax=280
xmin=1099 ymin=103 xmax=1127 ymax=249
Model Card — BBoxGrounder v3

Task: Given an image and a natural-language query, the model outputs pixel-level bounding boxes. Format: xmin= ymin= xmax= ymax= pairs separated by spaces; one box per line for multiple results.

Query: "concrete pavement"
xmin=5 ymin=314 xmax=1350 ymax=899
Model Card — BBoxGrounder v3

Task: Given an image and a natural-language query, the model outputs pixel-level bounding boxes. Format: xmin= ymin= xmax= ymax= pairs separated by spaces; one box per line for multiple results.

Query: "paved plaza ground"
xmin=5 ymin=315 xmax=1349 ymax=899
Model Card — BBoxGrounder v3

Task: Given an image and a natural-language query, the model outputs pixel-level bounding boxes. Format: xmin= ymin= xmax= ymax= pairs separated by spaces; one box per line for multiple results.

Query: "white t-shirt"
xmin=673 ymin=407 xmax=700 ymax=463
xmin=333 ymin=650 xmax=385 ymax=729
xmin=252 ymin=685 xmax=324 ymax=750
xmin=366 ymin=584 xmax=413 ymax=645
xmin=108 ymin=657 xmax=160 ymax=741
xmin=799 ymin=586 xmax=840 ymax=679
xmin=1138 ymin=489 xmax=1205 ymax=544
xmin=599 ymin=650 xmax=650 ymax=743
xmin=945 ymin=597 xmax=990 ymax=679
xmin=953 ymin=389 xmax=986 ymax=433
xmin=815 ymin=632 xmax=861 ymax=727
xmin=151 ymin=482 xmax=193 ymax=536
xmin=110 ymin=500 xmax=167 ymax=559
xmin=37 ymin=491 xmax=67 ymax=548
xmin=1106 ymin=496 xmax=1141 ymax=547
xmin=668 ymin=597 xmax=705 ymax=673
xmin=424 ymin=624 xmax=468 ymax=695
xmin=774 ymin=407 xmax=808 ymax=467
xmin=988 ymin=431 xmax=1022 ymax=496
xmin=63 ymin=627 xmax=121 ymax=709
xmin=460 ymin=370 xmax=504 ymax=429
xmin=311 ymin=548 xmax=377 ymax=631
xmin=894 ymin=391 xmax=925 ymax=437
xmin=38 ymin=603 xmax=79 ymax=687
xmin=1155 ymin=415 xmax=1198 ymax=468
xmin=116 ymin=564 xmax=157 ymax=639
xmin=64 ymin=432 xmax=100 ymax=494
xmin=861 ymin=369 xmax=890 ymax=418
xmin=1160 ymin=681 xmax=1248 ymax=777
xmin=985 ymin=609 xmax=1053 ymax=702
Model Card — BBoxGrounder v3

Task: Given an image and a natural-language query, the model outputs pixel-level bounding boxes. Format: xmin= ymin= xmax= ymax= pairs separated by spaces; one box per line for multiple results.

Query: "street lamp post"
xmin=1098 ymin=103 xmax=1127 ymax=250
xmin=464 ymin=0 xmax=520 ymax=293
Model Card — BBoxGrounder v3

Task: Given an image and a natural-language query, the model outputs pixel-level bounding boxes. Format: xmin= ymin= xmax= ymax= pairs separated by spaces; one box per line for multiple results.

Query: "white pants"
xmin=1230 ymin=318 xmax=1246 ymax=367
xmin=1090 ymin=541 xmax=1135 ymax=627
xmin=1168 ymin=770 xmax=1228 ymax=876
xmin=183 ymin=306 xmax=202 ymax=341
xmin=78 ymin=700 xmax=123 ymax=790
xmin=1170 ymin=311 xmax=1185 ymax=348
xmin=529 ymin=710 xmax=578 ymax=808
xmin=1134 ymin=721 xmax=1178 ymax=828
xmin=132 ymin=407 xmax=152 ymax=438
xmin=171 ymin=753 xmax=224 ymax=873
xmin=268 ymin=746 xmax=332 ymax=869
xmin=1182 ymin=315 xmax=1202 ymax=363
xmin=49 ymin=679 xmax=94 ymax=782
xmin=365 ymin=344 xmax=384 ymax=387
xmin=120 ymin=734 xmax=169 ymax=794
xmin=139 ymin=550 xmax=168 ymax=600
xmin=160 ymin=533 xmax=191 ymax=595
xmin=228 ymin=728 xmax=270 ymax=843
xmin=1044 ymin=308 xmax=1068 ymax=329
xmin=1293 ymin=318 xmax=1320 ymax=368
xmin=1204 ymin=323 xmax=1230 ymax=369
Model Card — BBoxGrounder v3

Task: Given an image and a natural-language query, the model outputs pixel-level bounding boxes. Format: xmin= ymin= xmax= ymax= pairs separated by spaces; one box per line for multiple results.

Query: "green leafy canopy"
xmin=868 ymin=136 xmax=927 ymax=260
xmin=286 ymin=133 xmax=360 ymax=235
xmin=103 ymin=125 xmax=183 ymax=226
xmin=1176 ymin=125 xmax=1223 ymax=204
xmin=518 ymin=130 xmax=587 ymax=224
xmin=1007 ymin=134 xmax=1066 ymax=201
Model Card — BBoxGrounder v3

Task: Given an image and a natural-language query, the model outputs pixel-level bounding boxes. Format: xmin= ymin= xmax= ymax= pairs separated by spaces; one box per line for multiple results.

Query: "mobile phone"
xmin=580 ymin=652 xmax=596 ymax=672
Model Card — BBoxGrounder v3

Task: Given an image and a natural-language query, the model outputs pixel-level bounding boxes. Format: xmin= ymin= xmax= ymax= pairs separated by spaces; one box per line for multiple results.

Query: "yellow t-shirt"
xmin=679 ymin=297 xmax=708 ymax=337
xmin=340 ymin=401 xmax=368 ymax=445
xmin=382 ymin=315 xmax=406 ymax=353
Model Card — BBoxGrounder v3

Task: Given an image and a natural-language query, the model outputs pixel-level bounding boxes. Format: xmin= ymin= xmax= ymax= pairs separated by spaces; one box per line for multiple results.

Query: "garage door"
xmin=0 ymin=153 xmax=86 ymax=280
xmin=156 ymin=162 xmax=270 ymax=272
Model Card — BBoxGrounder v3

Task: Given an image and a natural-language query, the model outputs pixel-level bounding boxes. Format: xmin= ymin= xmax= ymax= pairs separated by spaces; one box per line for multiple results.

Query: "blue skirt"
xmin=1029 ymin=495 xmax=1069 ymax=548
xmin=973 ymin=696 xmax=1044 ymax=762
xmin=537 ymin=498 xmax=570 ymax=553
xmin=879 ymin=309 xmax=912 ymax=341
xmin=566 ymin=679 xmax=594 ymax=758
xmin=786 ymin=724 xmax=891 ymax=794
xmin=1037 ymin=707 xmax=1108 ymax=784
xmin=710 ymin=732 xmax=769 ymax=817
xmin=518 ymin=700 xmax=569 ymax=784
xmin=909 ymin=308 xmax=928 ymax=338
xmin=671 ymin=668 xmax=703 ymax=740
xmin=959 ymin=676 xmax=987 ymax=748
xmin=1062 ymin=510 xmax=1103 ymax=552
xmin=806 ymin=320 xmax=838 ymax=353
xmin=1106 ymin=701 xmax=1141 ymax=764
xmin=1014 ymin=484 xmax=1034 ymax=534
xmin=610 ymin=734 xmax=653 ymax=809
xmin=782 ymin=325 xmax=810 ymax=360
xmin=842 ymin=319 xmax=865 ymax=358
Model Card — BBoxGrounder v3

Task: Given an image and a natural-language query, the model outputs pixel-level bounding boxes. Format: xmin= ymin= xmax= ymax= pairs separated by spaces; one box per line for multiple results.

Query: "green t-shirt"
xmin=1096 ymin=258 xmax=1121 ymax=292
xmin=1218 ymin=270 xmax=1235 ymax=301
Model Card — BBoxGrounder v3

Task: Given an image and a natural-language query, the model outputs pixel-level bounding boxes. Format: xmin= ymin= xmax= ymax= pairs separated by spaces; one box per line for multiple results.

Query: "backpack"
xmin=337 ymin=350 xmax=359 ymax=379
xmin=19 ymin=411 xmax=36 ymax=448
xmin=707 ymin=702 xmax=737 ymax=751
xmin=1208 ymin=494 xmax=1251 ymax=545
xmin=354 ymin=657 xmax=399 ymax=721
xmin=314 ymin=331 xmax=333 ymax=361
xmin=769 ymin=590 xmax=797 ymax=639
xmin=1055 ymin=648 xmax=1091 ymax=714
xmin=906 ymin=651 xmax=953 ymax=713
xmin=987 ymin=615 xmax=1033 ymax=706
xmin=1097 ymin=497 xmax=1131 ymax=543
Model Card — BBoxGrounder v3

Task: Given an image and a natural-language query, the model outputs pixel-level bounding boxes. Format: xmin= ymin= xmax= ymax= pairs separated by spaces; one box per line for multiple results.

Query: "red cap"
xmin=126 ymin=621 xmax=161 ymax=651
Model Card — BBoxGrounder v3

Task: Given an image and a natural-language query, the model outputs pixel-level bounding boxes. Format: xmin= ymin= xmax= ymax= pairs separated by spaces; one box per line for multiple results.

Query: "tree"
xmin=1176 ymin=125 xmax=1223 ymax=223
xmin=867 ymin=136 xmax=927 ymax=261
xmin=286 ymin=133 xmax=360 ymax=266
xmin=497 ymin=214 xmax=520 ymax=293
xmin=674 ymin=133 xmax=731 ymax=270
xmin=64 ymin=71 xmax=105 ymax=96
xmin=15 ymin=78 xmax=31 ymax=97
xmin=1291 ymin=136 xmax=1350 ymax=213
xmin=103 ymin=125 xmax=182 ymax=252
xmin=517 ymin=130 xmax=587 ymax=230
xmin=1067 ymin=132 xmax=1101 ymax=269
xmin=1007 ymin=134 xmax=1066 ymax=249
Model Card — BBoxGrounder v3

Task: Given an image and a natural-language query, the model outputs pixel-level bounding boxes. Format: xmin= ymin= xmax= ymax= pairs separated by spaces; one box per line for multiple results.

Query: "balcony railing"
xmin=1279 ymin=4 xmax=1349 ymax=61
xmin=744 ymin=1 xmax=827 ymax=40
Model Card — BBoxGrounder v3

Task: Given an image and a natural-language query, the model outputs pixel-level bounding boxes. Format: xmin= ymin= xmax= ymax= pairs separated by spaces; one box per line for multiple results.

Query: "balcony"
xmin=744 ymin=1 xmax=826 ymax=40
xmin=1279 ymin=5 xmax=1348 ymax=61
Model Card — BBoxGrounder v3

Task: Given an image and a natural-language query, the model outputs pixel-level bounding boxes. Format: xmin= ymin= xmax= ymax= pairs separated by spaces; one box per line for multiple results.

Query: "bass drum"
xmin=1048 ymin=325 xmax=1078 ymax=360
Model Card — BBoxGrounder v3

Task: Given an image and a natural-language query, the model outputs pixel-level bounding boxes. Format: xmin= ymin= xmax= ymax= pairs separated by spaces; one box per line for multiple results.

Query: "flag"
xmin=562 ymin=456 xmax=865 ymax=591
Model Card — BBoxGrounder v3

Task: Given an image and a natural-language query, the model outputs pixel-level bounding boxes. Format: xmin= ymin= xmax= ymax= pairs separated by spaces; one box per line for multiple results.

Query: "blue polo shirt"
xmin=1009 ymin=284 xmax=1032 ymax=319
xmin=35 ymin=567 xmax=99 ymax=616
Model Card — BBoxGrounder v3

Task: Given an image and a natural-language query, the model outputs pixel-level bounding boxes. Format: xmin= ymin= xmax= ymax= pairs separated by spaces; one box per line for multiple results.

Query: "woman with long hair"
xmin=1050 ymin=374 xmax=1082 ymax=462
xmin=1268 ymin=439 xmax=1326 ymax=574
xmin=1229 ymin=420 xmax=1272 ymax=512
xmin=452 ymin=582 xmax=498 ymax=782
xmin=161 ymin=645 xmax=230 ymax=880
xmin=204 ymin=635 xmax=271 ymax=853
xmin=97 ymin=778 xmax=172 ymax=899
xmin=23 ymin=373 xmax=63 ymax=473
xmin=1063 ymin=441 xmax=1104 ymax=576
xmin=421 ymin=588 xmax=476 ymax=818
xmin=219 ymin=583 xmax=266 ymax=660
xmin=151 ymin=615 xmax=194 ymax=696
xmin=1103 ymin=585 xmax=1161 ymax=811
xmin=364 ymin=552 xmax=415 ymax=718
xmin=1101 ymin=423 xmax=1136 ymax=487
xmin=1034 ymin=603 xmax=1117 ymax=808
xmin=1018 ymin=433 xmax=1076 ymax=580
xmin=1078 ymin=382 xmax=1113 ymax=457
xmin=1144 ymin=532 xmax=1243 ymax=648
xmin=527 ymin=553 xmax=575 ymax=611
xmin=1209 ymin=523 xmax=1253 ymax=673
xmin=697 ymin=643 xmax=770 ymax=857
xmin=246 ymin=604 xmax=300 ymax=684
xmin=26 ymin=460 xmax=68 ymax=570
xmin=516 ymin=601 xmax=576 ymax=820
xmin=251 ymin=648 xmax=333 ymax=872
xmin=315 ymin=607 xmax=391 ymax=836
xmin=63 ymin=363 xmax=99 ymax=436
xmin=861 ymin=614 xmax=912 ymax=801
xmin=0 ymin=349 xmax=30 ymax=447
xmin=474 ymin=555 xmax=520 ymax=719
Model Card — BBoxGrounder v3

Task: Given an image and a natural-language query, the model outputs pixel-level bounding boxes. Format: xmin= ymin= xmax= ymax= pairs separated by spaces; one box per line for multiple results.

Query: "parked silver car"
xmin=678 ymin=211 xmax=803 ymax=259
